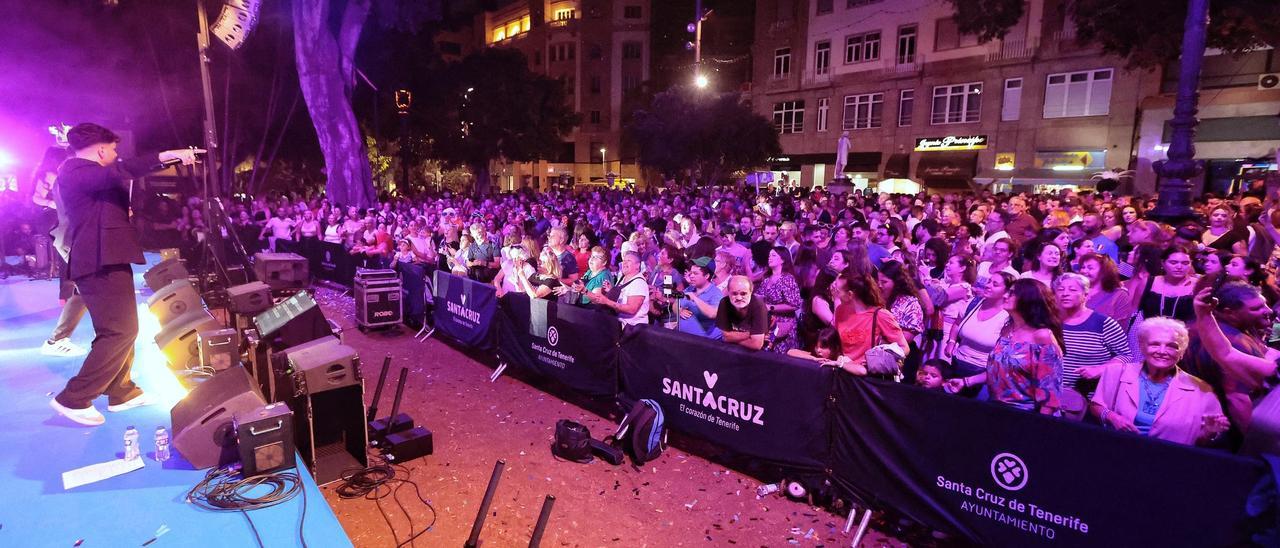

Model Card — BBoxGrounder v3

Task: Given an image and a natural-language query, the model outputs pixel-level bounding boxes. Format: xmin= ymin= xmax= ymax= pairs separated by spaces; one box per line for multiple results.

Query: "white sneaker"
xmin=107 ymin=392 xmax=156 ymax=413
xmin=50 ymin=398 xmax=105 ymax=426
xmin=40 ymin=339 xmax=87 ymax=357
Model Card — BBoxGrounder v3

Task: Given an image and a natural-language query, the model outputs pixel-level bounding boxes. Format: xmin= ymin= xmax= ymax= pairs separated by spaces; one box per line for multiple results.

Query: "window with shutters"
xmin=817 ymin=98 xmax=830 ymax=132
xmin=773 ymin=100 xmax=805 ymax=134
xmin=1043 ymin=69 xmax=1112 ymax=118
xmin=590 ymin=111 xmax=601 ymax=124
xmin=898 ymin=89 xmax=914 ymax=127
xmin=815 ymin=41 xmax=831 ymax=75
xmin=1001 ymin=78 xmax=1022 ymax=121
xmin=931 ymin=82 xmax=982 ymax=124
xmin=816 ymin=0 xmax=833 ymax=14
xmin=844 ymin=31 xmax=880 ymax=64
xmin=842 ymin=93 xmax=884 ymax=130
xmin=624 ymin=6 xmax=642 ymax=18
xmin=590 ymin=75 xmax=601 ymax=94
xmin=622 ymin=42 xmax=642 ymax=60
xmin=934 ymin=17 xmax=980 ymax=51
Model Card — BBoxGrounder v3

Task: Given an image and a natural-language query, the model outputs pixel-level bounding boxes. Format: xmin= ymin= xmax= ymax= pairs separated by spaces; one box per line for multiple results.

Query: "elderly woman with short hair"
xmin=1089 ymin=317 xmax=1228 ymax=446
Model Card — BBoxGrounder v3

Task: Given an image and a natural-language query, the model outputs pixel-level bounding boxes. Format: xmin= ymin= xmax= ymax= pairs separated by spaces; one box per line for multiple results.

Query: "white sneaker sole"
xmin=49 ymin=399 xmax=105 ymax=426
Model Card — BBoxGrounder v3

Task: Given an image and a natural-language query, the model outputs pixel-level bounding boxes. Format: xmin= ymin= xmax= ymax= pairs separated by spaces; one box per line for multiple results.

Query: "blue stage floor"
xmin=0 ymin=256 xmax=351 ymax=547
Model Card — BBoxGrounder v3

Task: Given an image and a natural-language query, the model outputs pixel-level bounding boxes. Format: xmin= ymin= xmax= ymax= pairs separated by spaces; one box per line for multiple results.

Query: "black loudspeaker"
xmin=253 ymin=252 xmax=309 ymax=290
xmin=147 ymin=280 xmax=203 ymax=326
xmin=272 ymin=335 xmax=360 ymax=398
xmin=234 ymin=402 xmax=296 ymax=476
xmin=199 ymin=328 xmax=239 ymax=371
xmin=227 ymin=281 xmax=272 ymax=315
xmin=383 ymin=426 xmax=433 ymax=464
xmin=144 ymin=258 xmax=189 ymax=292
xmin=154 ymin=310 xmax=220 ymax=370
xmin=171 ymin=366 xmax=266 ymax=469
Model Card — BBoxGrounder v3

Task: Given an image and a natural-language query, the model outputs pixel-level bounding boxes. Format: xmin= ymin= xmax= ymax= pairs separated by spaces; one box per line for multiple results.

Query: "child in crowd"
xmin=915 ymin=360 xmax=945 ymax=390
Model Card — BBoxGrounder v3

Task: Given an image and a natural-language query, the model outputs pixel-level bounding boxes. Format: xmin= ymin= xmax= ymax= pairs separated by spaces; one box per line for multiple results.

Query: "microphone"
xmin=151 ymin=157 xmax=185 ymax=171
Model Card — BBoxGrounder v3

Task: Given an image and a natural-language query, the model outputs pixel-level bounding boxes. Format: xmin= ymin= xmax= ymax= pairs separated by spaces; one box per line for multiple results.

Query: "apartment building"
xmin=478 ymin=0 xmax=651 ymax=191
xmin=751 ymin=0 xmax=1160 ymax=193
xmin=1134 ymin=50 xmax=1280 ymax=194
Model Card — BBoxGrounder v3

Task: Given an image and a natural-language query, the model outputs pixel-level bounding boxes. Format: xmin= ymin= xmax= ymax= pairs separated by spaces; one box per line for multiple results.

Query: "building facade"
xmin=1134 ymin=50 xmax=1280 ymax=194
xmin=751 ymin=0 xmax=1163 ymax=193
xmin=477 ymin=0 xmax=651 ymax=191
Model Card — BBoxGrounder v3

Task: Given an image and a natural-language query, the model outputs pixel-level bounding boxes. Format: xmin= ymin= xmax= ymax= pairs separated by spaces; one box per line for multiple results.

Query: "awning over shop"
xmin=917 ymin=151 xmax=977 ymax=180
xmin=883 ymin=153 xmax=910 ymax=179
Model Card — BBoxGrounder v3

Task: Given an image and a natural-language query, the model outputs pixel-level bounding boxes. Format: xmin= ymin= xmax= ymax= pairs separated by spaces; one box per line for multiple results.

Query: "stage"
xmin=0 ymin=255 xmax=351 ymax=547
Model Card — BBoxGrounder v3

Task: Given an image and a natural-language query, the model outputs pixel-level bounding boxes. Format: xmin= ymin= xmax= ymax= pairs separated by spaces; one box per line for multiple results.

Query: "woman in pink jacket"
xmin=1089 ymin=316 xmax=1229 ymax=446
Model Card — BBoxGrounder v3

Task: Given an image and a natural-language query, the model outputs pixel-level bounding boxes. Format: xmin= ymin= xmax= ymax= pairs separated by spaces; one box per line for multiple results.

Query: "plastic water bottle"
xmin=154 ymin=426 xmax=171 ymax=462
xmin=756 ymin=483 xmax=780 ymax=498
xmin=124 ymin=426 xmax=140 ymax=461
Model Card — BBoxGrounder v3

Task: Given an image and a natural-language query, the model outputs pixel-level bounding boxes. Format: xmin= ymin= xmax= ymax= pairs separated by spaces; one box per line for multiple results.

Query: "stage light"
xmin=135 ymin=302 xmax=190 ymax=408
xmin=1052 ymin=165 xmax=1085 ymax=172
xmin=0 ymin=149 xmax=14 ymax=169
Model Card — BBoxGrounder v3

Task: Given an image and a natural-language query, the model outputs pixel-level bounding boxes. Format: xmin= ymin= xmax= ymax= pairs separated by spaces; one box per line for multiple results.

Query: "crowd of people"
xmin=167 ymin=179 xmax=1280 ymax=454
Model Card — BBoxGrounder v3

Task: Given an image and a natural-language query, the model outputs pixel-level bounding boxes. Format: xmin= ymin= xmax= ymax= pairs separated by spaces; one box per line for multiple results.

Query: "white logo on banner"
xmin=990 ymin=452 xmax=1029 ymax=491
xmin=547 ymin=326 xmax=560 ymax=347
xmin=661 ymin=369 xmax=764 ymax=429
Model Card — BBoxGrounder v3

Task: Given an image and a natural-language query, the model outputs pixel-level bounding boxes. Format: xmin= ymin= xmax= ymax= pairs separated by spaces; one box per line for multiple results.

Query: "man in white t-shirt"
xmin=586 ymin=251 xmax=650 ymax=327
xmin=975 ymin=238 xmax=1019 ymax=291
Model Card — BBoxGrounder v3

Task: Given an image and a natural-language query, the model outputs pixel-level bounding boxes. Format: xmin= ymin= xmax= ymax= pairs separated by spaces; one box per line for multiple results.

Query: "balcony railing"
xmin=987 ymin=38 xmax=1038 ymax=62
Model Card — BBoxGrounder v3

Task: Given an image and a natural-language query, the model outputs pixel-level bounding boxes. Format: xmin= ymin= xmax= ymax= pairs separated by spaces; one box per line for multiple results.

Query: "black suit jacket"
xmin=58 ymin=154 xmax=159 ymax=279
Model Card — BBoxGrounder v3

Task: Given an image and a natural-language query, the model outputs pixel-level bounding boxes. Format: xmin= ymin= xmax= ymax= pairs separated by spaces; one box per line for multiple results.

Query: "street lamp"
xmin=600 ymin=147 xmax=607 ymax=180
xmin=694 ymin=74 xmax=709 ymax=89
xmin=1150 ymin=0 xmax=1208 ymax=224
xmin=688 ymin=1 xmax=712 ymax=90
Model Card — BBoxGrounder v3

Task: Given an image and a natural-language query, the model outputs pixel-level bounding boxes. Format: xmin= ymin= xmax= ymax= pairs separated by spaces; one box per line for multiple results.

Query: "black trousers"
xmin=55 ymin=265 xmax=142 ymax=409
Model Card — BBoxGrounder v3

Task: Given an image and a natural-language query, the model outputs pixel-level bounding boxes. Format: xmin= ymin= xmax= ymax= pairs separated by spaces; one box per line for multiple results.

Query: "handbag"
xmin=865 ymin=309 xmax=905 ymax=380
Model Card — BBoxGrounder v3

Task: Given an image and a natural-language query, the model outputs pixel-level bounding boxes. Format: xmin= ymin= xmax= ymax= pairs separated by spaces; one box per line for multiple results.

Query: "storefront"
xmin=997 ymin=149 xmax=1109 ymax=193
xmin=914 ymin=134 xmax=986 ymax=191
xmin=916 ymin=135 xmax=983 ymax=190
xmin=766 ymin=152 xmax=882 ymax=189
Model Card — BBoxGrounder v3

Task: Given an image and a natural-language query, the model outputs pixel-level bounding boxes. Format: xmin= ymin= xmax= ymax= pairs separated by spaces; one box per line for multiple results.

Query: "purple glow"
xmin=0 ymin=149 xmax=14 ymax=169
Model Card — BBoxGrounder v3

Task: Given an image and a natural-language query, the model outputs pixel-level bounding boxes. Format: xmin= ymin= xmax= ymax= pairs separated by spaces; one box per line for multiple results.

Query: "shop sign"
xmin=995 ymin=153 xmax=1016 ymax=171
xmin=915 ymin=135 xmax=988 ymax=152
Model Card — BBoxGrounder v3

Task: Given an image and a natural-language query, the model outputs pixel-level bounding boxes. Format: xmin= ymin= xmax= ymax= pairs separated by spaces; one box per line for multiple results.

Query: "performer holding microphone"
xmin=49 ymin=122 xmax=203 ymax=426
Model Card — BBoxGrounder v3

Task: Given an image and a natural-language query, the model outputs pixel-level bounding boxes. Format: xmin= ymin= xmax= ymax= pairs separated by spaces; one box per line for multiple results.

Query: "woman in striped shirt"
xmin=1054 ymin=273 xmax=1133 ymax=397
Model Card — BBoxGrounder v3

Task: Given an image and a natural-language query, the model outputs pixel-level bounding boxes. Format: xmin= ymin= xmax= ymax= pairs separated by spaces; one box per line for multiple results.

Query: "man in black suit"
xmin=49 ymin=123 xmax=201 ymax=426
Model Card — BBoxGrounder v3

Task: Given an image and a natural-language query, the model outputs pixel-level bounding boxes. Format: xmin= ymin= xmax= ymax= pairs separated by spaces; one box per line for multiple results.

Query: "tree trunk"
xmin=292 ymin=0 xmax=375 ymax=208
xmin=469 ymin=160 xmax=492 ymax=196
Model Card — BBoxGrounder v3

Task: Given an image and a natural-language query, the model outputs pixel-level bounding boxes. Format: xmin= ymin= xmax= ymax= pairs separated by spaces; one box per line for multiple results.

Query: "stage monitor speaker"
xmin=253 ymin=252 xmax=308 ymax=290
xmin=227 ymin=281 xmax=272 ymax=315
xmin=234 ymin=402 xmax=296 ymax=476
xmin=144 ymin=258 xmax=189 ymax=292
xmin=171 ymin=366 xmax=266 ymax=469
xmin=272 ymin=335 xmax=360 ymax=398
xmin=253 ymin=290 xmax=331 ymax=350
xmin=147 ymin=280 xmax=203 ymax=326
xmin=154 ymin=310 xmax=220 ymax=370
xmin=199 ymin=328 xmax=239 ymax=371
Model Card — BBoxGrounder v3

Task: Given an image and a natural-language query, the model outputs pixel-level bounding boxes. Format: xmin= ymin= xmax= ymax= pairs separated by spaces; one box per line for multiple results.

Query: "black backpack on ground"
xmin=552 ymin=419 xmax=625 ymax=465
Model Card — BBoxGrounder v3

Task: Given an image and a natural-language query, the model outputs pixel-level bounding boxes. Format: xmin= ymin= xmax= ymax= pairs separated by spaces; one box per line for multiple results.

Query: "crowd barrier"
xmin=428 ymin=273 xmax=1274 ymax=546
xmin=275 ymin=239 xmax=358 ymax=286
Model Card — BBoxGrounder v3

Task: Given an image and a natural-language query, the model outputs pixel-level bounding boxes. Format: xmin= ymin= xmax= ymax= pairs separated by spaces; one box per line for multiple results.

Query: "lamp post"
xmin=688 ymin=1 xmax=712 ymax=89
xmin=396 ymin=89 xmax=412 ymax=192
xmin=600 ymin=147 xmax=607 ymax=180
xmin=1150 ymin=0 xmax=1210 ymax=224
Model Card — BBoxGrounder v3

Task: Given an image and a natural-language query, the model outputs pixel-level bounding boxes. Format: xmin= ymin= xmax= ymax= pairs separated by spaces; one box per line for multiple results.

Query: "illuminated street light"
xmin=694 ymin=74 xmax=709 ymax=89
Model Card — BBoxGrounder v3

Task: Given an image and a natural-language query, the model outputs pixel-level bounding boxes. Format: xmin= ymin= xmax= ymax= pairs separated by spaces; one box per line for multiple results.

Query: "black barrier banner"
xmin=618 ymin=327 xmax=832 ymax=470
xmin=431 ymin=270 xmax=497 ymax=349
xmin=495 ymin=293 xmax=620 ymax=396
xmin=829 ymin=376 xmax=1268 ymax=547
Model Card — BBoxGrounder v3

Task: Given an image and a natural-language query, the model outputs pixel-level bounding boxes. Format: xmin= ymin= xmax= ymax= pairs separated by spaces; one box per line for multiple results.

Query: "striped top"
xmin=1061 ymin=311 xmax=1133 ymax=390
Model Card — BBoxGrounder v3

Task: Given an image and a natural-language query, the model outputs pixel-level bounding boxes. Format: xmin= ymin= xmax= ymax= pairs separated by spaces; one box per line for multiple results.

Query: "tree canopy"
xmin=627 ymin=89 xmax=779 ymax=186
xmin=421 ymin=48 xmax=580 ymax=192
xmin=946 ymin=0 xmax=1280 ymax=67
